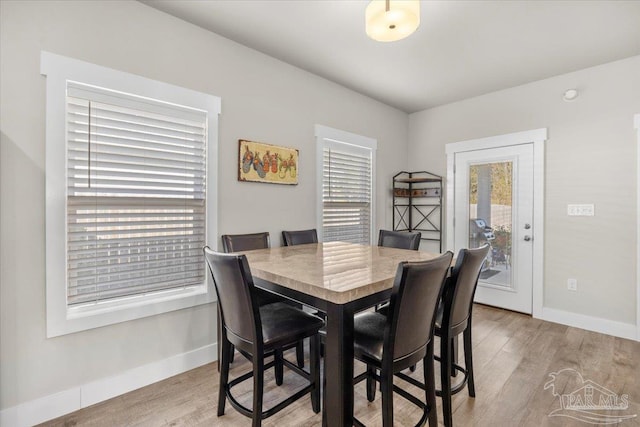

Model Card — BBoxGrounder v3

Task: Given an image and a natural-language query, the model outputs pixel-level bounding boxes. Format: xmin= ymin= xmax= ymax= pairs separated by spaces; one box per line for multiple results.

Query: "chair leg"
xmin=425 ymin=340 xmax=438 ymax=427
xmin=217 ymin=308 xmax=222 ymax=372
xmin=451 ymin=337 xmax=458 ymax=377
xmin=229 ymin=345 xmax=235 ymax=364
xmin=381 ymin=368 xmax=394 ymax=427
xmin=310 ymin=334 xmax=321 ymax=413
xmin=252 ymin=356 xmax=264 ymax=427
xmin=463 ymin=327 xmax=475 ymax=397
xmin=296 ymin=339 xmax=305 ymax=368
xmin=322 ymin=360 xmax=327 ymax=427
xmin=274 ymin=349 xmax=284 ymax=386
xmin=366 ymin=365 xmax=376 ymax=402
xmin=217 ymin=337 xmax=231 ymax=416
xmin=440 ymin=335 xmax=454 ymax=427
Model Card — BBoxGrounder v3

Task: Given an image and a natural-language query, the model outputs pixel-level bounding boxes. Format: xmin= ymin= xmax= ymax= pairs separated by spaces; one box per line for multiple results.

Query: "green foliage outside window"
xmin=469 ymin=162 xmax=512 ymax=205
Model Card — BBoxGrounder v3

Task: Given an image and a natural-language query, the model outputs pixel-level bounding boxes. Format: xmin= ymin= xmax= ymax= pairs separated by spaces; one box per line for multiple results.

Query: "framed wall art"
xmin=238 ymin=139 xmax=298 ymax=185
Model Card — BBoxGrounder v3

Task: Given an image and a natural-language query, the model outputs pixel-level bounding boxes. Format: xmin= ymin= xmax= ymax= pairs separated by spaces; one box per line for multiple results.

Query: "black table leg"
xmin=323 ymin=302 xmax=354 ymax=427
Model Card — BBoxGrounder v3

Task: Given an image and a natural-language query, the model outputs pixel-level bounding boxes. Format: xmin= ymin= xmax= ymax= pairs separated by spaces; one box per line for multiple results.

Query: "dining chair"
xmin=204 ymin=247 xmax=323 ymax=426
xmin=282 ymin=229 xmax=325 ymax=323
xmin=375 ymin=230 xmax=422 ymax=312
xmin=221 ymin=232 xmax=282 ymax=306
xmin=221 ymin=232 xmax=270 ymax=252
xmin=435 ymin=244 xmax=490 ymax=427
xmin=378 ymin=229 xmax=422 ymax=250
xmin=282 ymin=229 xmax=318 ymax=246
xmin=220 ymin=232 xmax=305 ymax=371
xmin=351 ymin=251 xmax=453 ymax=427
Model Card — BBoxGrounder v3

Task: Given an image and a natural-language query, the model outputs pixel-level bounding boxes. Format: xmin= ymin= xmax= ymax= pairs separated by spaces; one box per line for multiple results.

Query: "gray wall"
xmin=408 ymin=55 xmax=639 ymax=324
xmin=0 ymin=1 xmax=408 ymax=409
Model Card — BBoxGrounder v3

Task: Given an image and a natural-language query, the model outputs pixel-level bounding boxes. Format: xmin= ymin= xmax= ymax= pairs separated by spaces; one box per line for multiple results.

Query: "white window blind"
xmin=66 ymin=82 xmax=208 ymax=306
xmin=322 ymin=140 xmax=373 ymax=244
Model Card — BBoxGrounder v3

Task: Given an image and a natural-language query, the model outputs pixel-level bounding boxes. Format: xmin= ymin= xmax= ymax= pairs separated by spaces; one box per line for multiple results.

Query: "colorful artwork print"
xmin=238 ymin=140 xmax=298 ymax=185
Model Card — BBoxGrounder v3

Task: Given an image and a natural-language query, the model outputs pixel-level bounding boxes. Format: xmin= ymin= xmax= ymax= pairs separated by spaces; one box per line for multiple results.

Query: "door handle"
xmin=524 ymin=235 xmax=532 ymax=242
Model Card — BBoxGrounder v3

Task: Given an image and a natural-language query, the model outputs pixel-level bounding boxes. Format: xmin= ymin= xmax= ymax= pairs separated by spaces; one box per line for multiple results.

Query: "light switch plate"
xmin=567 ymin=204 xmax=595 ymax=216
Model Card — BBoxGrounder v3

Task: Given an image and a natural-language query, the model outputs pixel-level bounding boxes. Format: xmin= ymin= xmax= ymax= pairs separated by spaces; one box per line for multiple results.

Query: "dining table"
xmin=242 ymin=240 xmax=444 ymax=427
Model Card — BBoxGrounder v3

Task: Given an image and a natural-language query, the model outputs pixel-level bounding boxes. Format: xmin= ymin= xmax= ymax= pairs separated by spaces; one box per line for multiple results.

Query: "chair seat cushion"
xmin=435 ymin=302 xmax=469 ymax=336
xmin=353 ymin=311 xmax=387 ymax=364
xmin=260 ymin=302 xmax=324 ymax=349
xmin=376 ymin=304 xmax=389 ymax=317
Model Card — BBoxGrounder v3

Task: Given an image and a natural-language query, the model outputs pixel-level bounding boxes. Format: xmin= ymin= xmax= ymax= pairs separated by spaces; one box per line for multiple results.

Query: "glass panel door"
xmin=468 ymin=161 xmax=513 ymax=289
xmin=453 ymin=143 xmax=534 ymax=314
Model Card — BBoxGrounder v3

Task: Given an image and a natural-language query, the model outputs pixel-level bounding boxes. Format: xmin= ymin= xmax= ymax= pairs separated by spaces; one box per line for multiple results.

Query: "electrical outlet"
xmin=567 ymin=278 xmax=577 ymax=291
xmin=568 ymin=204 xmax=595 ymax=216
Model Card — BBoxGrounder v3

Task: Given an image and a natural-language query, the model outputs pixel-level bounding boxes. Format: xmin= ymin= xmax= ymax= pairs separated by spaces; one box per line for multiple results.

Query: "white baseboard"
xmin=541 ymin=307 xmax=637 ymax=341
xmin=0 ymin=343 xmax=217 ymax=427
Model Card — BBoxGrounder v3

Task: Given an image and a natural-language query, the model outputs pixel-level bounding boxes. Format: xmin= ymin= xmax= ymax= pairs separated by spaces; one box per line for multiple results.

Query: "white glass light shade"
xmin=366 ymin=0 xmax=420 ymax=42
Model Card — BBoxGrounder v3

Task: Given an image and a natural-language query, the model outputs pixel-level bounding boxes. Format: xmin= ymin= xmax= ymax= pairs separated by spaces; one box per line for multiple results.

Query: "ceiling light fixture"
xmin=366 ymin=0 xmax=420 ymax=42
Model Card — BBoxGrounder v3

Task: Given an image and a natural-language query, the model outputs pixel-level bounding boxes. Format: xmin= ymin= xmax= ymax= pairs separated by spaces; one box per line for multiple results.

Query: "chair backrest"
xmin=378 ymin=230 xmax=421 ymax=251
xmin=282 ymin=229 xmax=318 ymax=246
xmin=221 ymin=232 xmax=270 ymax=253
xmin=203 ymin=247 xmax=260 ymax=348
xmin=442 ymin=245 xmax=490 ymax=331
xmin=385 ymin=252 xmax=453 ymax=362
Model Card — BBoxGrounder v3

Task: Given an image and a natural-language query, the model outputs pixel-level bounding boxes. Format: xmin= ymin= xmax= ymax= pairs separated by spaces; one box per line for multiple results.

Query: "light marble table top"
xmin=242 ymin=241 xmax=442 ymax=304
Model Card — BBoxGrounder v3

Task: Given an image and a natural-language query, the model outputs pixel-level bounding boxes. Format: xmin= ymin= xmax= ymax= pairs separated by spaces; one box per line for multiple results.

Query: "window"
xmin=42 ymin=52 xmax=220 ymax=337
xmin=315 ymin=125 xmax=377 ymax=245
xmin=65 ymin=83 xmax=208 ymax=305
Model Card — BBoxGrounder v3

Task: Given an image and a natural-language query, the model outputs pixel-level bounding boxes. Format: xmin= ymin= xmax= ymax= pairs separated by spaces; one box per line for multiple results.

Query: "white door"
xmin=453 ymin=144 xmax=534 ymax=314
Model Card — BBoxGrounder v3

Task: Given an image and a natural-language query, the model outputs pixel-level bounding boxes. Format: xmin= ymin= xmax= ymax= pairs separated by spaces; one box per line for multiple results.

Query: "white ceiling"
xmin=142 ymin=0 xmax=640 ymax=113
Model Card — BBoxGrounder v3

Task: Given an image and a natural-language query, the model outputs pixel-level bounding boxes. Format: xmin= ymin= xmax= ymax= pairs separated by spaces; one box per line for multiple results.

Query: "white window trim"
xmin=41 ymin=51 xmax=220 ymax=337
xmin=635 ymin=113 xmax=640 ymax=341
xmin=314 ymin=124 xmax=377 ymax=244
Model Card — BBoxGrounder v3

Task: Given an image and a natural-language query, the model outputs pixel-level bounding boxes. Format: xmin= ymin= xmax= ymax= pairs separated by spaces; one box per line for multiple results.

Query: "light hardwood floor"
xmin=40 ymin=305 xmax=640 ymax=426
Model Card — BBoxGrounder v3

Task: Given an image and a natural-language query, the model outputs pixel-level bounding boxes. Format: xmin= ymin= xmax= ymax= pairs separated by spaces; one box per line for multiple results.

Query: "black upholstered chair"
xmin=435 ymin=244 xmax=490 ymax=427
xmin=221 ymin=232 xmax=270 ymax=253
xmin=378 ymin=229 xmax=422 ymax=250
xmin=282 ymin=229 xmax=318 ymax=246
xmin=375 ymin=230 xmax=422 ymax=312
xmin=282 ymin=228 xmax=326 ymax=324
xmin=220 ymin=232 xmax=305 ymax=370
xmin=221 ymin=232 xmax=282 ymax=307
xmin=204 ymin=247 xmax=323 ymax=426
xmin=352 ymin=252 xmax=453 ymax=427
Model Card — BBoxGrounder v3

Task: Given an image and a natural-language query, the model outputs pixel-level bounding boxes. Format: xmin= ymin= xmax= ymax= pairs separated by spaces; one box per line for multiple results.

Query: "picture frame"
xmin=238 ymin=139 xmax=299 ymax=185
